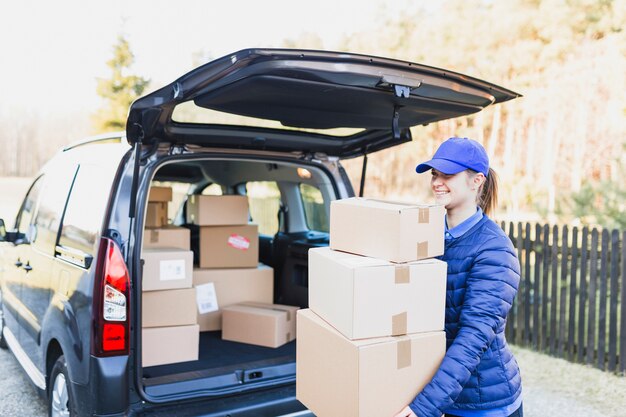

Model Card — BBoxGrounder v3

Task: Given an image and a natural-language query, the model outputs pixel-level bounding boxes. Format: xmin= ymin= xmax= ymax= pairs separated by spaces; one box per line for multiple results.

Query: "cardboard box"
xmin=198 ymin=224 xmax=259 ymax=268
xmin=222 ymin=303 xmax=299 ymax=348
xmin=142 ymin=248 xmax=193 ymax=291
xmin=142 ymin=288 xmax=197 ymax=328
xmin=187 ymin=195 xmax=249 ymax=226
xmin=309 ymin=247 xmax=446 ymax=340
xmin=149 ymin=186 xmax=173 ymax=202
xmin=144 ymin=225 xmax=190 ymax=250
xmin=146 ymin=202 xmax=168 ymax=228
xmin=297 ymin=309 xmax=445 ymax=417
xmin=142 ymin=324 xmax=199 ymax=367
xmin=330 ymin=198 xmax=445 ymax=262
xmin=193 ymin=265 xmax=274 ymax=331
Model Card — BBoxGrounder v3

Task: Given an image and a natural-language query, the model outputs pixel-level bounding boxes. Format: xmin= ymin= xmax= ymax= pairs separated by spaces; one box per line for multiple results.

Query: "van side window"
xmin=246 ymin=181 xmax=280 ymax=235
xmin=299 ymin=183 xmax=329 ymax=232
xmin=32 ymin=165 xmax=79 ymax=254
xmin=16 ymin=176 xmax=45 ymax=238
xmin=59 ymin=164 xmax=115 ymax=255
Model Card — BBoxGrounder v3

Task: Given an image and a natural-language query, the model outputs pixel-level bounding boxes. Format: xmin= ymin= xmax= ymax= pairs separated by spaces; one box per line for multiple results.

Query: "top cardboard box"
xmin=149 ymin=186 xmax=173 ymax=203
xmin=186 ymin=195 xmax=249 ymax=226
xmin=330 ymin=198 xmax=445 ymax=263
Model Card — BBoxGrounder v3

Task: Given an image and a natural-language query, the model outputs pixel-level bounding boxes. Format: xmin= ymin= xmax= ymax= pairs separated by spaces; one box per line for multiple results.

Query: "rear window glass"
xmin=246 ymin=181 xmax=280 ymax=235
xmin=300 ymin=183 xmax=329 ymax=232
xmin=59 ymin=164 xmax=115 ymax=255
xmin=172 ymin=101 xmax=363 ymax=137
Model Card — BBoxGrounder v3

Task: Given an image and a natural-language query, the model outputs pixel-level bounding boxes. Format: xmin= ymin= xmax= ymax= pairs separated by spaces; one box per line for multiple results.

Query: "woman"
xmin=394 ymin=137 xmax=523 ymax=417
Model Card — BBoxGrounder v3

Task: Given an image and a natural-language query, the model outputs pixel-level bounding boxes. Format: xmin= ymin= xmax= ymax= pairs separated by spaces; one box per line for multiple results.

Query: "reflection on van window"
xmin=17 ymin=176 xmax=44 ymax=236
xmin=300 ymin=183 xmax=329 ymax=232
xmin=59 ymin=164 xmax=116 ymax=256
xmin=246 ymin=182 xmax=280 ymax=235
xmin=33 ymin=165 xmax=78 ymax=254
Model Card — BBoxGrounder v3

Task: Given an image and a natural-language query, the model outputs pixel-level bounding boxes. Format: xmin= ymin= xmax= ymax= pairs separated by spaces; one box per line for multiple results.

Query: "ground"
xmin=0 ymin=344 xmax=624 ymax=416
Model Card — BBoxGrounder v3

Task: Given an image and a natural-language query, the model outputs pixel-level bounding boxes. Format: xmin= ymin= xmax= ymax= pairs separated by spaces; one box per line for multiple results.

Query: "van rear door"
xmin=126 ymin=48 xmax=520 ymax=158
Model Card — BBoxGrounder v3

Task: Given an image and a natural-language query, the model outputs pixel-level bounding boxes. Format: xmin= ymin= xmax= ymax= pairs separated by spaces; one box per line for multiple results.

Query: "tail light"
xmin=92 ymin=237 xmax=131 ymax=357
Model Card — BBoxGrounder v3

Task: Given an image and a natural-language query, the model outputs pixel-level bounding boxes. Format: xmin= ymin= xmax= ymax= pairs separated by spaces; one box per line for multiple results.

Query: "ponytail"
xmin=478 ymin=168 xmax=498 ymax=217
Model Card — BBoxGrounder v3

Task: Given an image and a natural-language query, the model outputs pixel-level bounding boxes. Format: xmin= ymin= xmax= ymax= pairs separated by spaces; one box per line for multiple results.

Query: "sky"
xmin=0 ymin=0 xmax=418 ymax=116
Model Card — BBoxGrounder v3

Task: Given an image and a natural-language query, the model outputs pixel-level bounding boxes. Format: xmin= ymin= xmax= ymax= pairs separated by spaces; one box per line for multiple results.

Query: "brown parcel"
xmin=222 ymin=303 xmax=299 ymax=348
xmin=142 ymin=288 xmax=197 ymax=328
xmin=142 ymin=248 xmax=193 ymax=291
xmin=142 ymin=324 xmax=199 ymax=367
xmin=198 ymin=224 xmax=259 ymax=268
xmin=148 ymin=186 xmax=173 ymax=202
xmin=330 ymin=197 xmax=445 ymax=262
xmin=146 ymin=202 xmax=168 ymax=228
xmin=193 ymin=265 xmax=273 ymax=331
xmin=186 ymin=195 xmax=249 ymax=226
xmin=308 ymin=247 xmax=446 ymax=340
xmin=296 ymin=309 xmax=445 ymax=417
xmin=143 ymin=225 xmax=190 ymax=250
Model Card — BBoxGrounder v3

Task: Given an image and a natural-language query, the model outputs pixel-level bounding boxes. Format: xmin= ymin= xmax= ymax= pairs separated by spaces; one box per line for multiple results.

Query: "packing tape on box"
xmin=394 ymin=265 xmax=410 ymax=284
xmin=397 ymin=337 xmax=412 ymax=369
xmin=417 ymin=241 xmax=429 ymax=258
xmin=392 ymin=312 xmax=407 ymax=336
xmin=418 ymin=207 xmax=430 ymax=223
xmin=150 ymin=230 xmax=159 ymax=243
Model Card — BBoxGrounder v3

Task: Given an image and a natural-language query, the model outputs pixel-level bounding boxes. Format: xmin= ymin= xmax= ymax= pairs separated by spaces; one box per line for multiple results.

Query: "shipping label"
xmin=196 ymin=282 xmax=219 ymax=314
xmin=159 ymin=259 xmax=186 ymax=281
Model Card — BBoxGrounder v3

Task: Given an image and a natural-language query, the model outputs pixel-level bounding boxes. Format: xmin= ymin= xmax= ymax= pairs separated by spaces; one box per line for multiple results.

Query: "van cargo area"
xmin=139 ymin=156 xmax=332 ymax=398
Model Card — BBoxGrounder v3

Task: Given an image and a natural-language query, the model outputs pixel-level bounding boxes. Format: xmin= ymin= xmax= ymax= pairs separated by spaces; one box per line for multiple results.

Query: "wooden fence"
xmin=501 ymin=222 xmax=625 ymax=374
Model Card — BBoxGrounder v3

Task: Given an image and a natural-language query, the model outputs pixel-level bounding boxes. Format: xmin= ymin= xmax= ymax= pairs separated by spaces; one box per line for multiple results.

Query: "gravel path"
xmin=512 ymin=345 xmax=626 ymax=417
xmin=0 ymin=347 xmax=48 ymax=416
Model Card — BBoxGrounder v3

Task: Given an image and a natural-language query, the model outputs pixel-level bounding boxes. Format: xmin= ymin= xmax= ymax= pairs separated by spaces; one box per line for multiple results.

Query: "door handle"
xmin=15 ymin=259 xmax=23 ymax=267
xmin=23 ymin=263 xmax=33 ymax=272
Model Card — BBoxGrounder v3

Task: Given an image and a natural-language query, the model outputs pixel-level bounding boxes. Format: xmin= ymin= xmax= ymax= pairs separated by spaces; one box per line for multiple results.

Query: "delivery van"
xmin=0 ymin=48 xmax=519 ymax=416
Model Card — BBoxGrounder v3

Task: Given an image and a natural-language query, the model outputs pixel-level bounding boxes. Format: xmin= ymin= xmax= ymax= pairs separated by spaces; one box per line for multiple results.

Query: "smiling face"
xmin=430 ymin=169 xmax=484 ymax=212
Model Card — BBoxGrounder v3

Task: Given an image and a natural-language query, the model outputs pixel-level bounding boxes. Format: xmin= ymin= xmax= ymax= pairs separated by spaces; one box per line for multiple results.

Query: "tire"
xmin=0 ymin=290 xmax=8 ymax=349
xmin=48 ymin=355 xmax=77 ymax=417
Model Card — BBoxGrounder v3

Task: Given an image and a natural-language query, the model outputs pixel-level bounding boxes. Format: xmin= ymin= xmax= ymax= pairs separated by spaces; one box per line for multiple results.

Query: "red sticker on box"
xmin=228 ymin=234 xmax=250 ymax=250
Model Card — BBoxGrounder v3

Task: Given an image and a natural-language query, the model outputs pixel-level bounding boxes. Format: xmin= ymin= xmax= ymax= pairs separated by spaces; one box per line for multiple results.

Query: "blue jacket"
xmin=410 ymin=215 xmax=522 ymax=417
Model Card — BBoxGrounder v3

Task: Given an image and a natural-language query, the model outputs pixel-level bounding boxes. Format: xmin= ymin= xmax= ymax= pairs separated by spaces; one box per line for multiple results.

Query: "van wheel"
xmin=49 ymin=356 xmax=76 ymax=417
xmin=0 ymin=290 xmax=8 ymax=349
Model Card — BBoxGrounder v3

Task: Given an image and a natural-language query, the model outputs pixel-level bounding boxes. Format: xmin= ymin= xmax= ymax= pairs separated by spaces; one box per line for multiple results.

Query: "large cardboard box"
xmin=297 ymin=309 xmax=445 ymax=417
xmin=143 ymin=225 xmax=190 ymax=250
xmin=142 ymin=324 xmax=199 ymax=367
xmin=309 ymin=247 xmax=446 ymax=340
xmin=198 ymin=224 xmax=259 ymax=268
xmin=222 ymin=303 xmax=299 ymax=348
xmin=142 ymin=288 xmax=197 ymax=328
xmin=330 ymin=198 xmax=445 ymax=262
xmin=193 ymin=265 xmax=274 ymax=331
xmin=187 ymin=195 xmax=249 ymax=226
xmin=142 ymin=248 xmax=193 ymax=291
xmin=149 ymin=186 xmax=173 ymax=202
xmin=146 ymin=202 xmax=168 ymax=228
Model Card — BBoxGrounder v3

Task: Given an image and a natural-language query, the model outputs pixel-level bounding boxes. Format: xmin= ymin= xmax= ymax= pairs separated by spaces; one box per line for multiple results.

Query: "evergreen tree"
xmin=93 ymin=35 xmax=149 ymax=132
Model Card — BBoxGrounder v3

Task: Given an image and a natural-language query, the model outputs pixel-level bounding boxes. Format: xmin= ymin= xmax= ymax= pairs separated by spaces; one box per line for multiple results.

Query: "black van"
xmin=0 ymin=49 xmax=519 ymax=416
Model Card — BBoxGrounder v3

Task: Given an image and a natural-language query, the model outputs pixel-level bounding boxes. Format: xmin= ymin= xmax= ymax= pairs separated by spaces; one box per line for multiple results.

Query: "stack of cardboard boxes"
xmin=297 ymin=197 xmax=448 ymax=417
xmin=142 ymin=187 xmax=198 ymax=367
xmin=188 ymin=195 xmax=297 ymax=348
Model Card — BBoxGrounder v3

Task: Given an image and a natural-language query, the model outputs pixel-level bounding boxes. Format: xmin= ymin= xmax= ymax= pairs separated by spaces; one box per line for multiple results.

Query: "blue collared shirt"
xmin=444 ymin=207 xmax=484 ymax=241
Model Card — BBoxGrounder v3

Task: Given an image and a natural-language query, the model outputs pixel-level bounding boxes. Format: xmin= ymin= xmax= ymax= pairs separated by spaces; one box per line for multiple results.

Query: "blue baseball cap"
xmin=415 ymin=137 xmax=489 ymax=177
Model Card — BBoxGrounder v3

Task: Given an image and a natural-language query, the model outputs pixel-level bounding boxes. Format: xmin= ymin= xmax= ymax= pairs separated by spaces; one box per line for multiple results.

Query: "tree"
xmin=93 ymin=35 xmax=149 ymax=132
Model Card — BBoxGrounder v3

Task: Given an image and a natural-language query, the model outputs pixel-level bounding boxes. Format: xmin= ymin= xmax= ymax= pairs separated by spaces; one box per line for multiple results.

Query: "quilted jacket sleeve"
xmin=408 ymin=235 xmax=520 ymax=417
